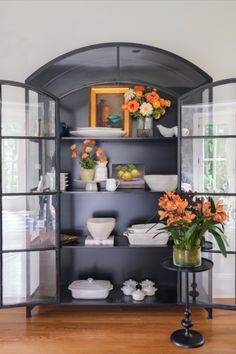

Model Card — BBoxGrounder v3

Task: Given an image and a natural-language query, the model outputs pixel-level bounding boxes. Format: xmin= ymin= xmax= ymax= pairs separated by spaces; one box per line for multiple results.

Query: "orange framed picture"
xmin=89 ymin=86 xmax=131 ymax=137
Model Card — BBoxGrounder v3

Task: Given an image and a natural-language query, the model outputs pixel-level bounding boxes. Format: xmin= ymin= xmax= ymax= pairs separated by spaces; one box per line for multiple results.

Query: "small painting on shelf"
xmin=89 ymin=86 xmax=131 ymax=137
xmin=112 ymin=163 xmax=145 ymax=189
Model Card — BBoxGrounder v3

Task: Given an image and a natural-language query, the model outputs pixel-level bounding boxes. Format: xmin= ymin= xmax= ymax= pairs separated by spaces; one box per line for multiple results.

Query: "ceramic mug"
xmin=105 ymin=178 xmax=120 ymax=192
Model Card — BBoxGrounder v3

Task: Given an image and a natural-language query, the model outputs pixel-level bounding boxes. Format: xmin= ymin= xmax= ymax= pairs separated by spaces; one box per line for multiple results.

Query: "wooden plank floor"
xmin=0 ymin=305 xmax=236 ymax=354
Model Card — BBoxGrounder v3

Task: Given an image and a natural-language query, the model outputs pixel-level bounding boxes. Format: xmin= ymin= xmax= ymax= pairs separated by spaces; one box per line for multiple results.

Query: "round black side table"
xmin=160 ymin=257 xmax=213 ymax=349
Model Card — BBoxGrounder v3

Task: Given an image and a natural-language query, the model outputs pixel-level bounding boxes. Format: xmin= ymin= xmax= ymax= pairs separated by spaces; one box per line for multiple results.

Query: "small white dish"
xmin=142 ymin=285 xmax=158 ymax=296
xmin=121 ymin=284 xmax=136 ymax=296
xmin=132 ymin=289 xmax=145 ymax=301
xmin=140 ymin=279 xmax=155 ymax=287
xmin=123 ymin=279 xmax=138 ymax=287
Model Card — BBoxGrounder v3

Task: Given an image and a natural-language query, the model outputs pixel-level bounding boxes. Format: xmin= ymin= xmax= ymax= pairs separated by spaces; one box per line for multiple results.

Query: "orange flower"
xmin=152 ymin=100 xmax=160 ymax=109
xmin=158 ymin=210 xmax=171 ymax=220
xmin=135 ymin=90 xmax=143 ymax=99
xmin=99 ymin=156 xmax=107 ymax=163
xmin=146 ymin=92 xmax=159 ymax=103
xmin=202 ymin=201 xmax=212 ymax=217
xmin=127 ymin=100 xmax=139 ymax=113
xmin=70 ymin=144 xmax=77 ymax=151
xmin=82 ymin=145 xmax=87 ymax=151
xmin=134 ymin=86 xmax=145 ymax=92
xmin=165 ymin=100 xmax=171 ymax=107
xmin=213 ymin=212 xmax=228 ymax=224
xmin=167 ymin=215 xmax=182 ymax=225
xmin=90 ymin=140 xmax=96 ymax=145
xmin=175 ymin=199 xmax=188 ymax=214
xmin=83 ymin=139 xmax=91 ymax=145
xmin=96 ymin=148 xmax=103 ymax=156
xmin=183 ymin=211 xmax=196 ymax=223
xmin=216 ymin=203 xmax=224 ymax=212
xmin=85 ymin=146 xmax=93 ymax=153
xmin=71 ymin=151 xmax=77 ymax=159
xmin=193 ymin=203 xmax=202 ymax=211
xmin=81 ymin=153 xmax=88 ymax=159
xmin=165 ymin=201 xmax=177 ymax=212
xmin=122 ymin=103 xmax=128 ymax=110
xmin=159 ymin=98 xmax=166 ymax=107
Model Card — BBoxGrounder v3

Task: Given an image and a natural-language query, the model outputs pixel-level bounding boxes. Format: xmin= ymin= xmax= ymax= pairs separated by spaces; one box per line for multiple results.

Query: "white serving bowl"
xmin=86 ymin=218 xmax=116 ymax=241
xmin=144 ymin=175 xmax=177 ymax=192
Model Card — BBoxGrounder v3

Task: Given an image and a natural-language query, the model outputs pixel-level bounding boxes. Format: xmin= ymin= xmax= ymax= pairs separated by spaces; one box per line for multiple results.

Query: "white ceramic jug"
xmin=105 ymin=178 xmax=120 ymax=191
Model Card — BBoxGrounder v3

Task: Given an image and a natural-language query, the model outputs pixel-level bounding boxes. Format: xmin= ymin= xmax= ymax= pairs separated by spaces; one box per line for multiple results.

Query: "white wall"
xmin=0 ymin=0 xmax=236 ymax=298
xmin=0 ymin=0 xmax=236 ymax=82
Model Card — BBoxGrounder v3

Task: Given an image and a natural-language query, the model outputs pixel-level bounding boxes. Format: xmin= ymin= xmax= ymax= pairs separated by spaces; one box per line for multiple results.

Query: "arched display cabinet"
xmin=0 ymin=43 xmax=235 ymax=317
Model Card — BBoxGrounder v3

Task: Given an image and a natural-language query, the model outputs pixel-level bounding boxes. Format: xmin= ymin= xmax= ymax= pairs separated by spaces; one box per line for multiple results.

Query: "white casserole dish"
xmin=68 ymin=278 xmax=113 ymax=299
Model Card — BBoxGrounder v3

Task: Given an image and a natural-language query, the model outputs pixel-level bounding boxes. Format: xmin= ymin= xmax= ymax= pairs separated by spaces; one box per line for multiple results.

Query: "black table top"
xmin=160 ymin=257 xmax=213 ymax=273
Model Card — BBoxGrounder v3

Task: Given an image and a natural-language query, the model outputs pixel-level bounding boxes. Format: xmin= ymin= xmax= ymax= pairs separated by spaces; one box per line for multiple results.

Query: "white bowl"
xmin=144 ymin=175 xmax=177 ymax=192
xmin=86 ymin=218 xmax=116 ymax=241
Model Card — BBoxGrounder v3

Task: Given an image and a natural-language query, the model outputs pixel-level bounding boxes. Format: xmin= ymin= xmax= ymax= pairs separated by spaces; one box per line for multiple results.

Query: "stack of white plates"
xmin=70 ymin=127 xmax=127 ymax=137
xmin=123 ymin=223 xmax=169 ymax=245
xmin=60 ymin=173 xmax=69 ymax=191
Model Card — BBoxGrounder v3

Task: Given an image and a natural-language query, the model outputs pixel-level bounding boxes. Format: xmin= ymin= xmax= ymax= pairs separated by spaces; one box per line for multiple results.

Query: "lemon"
xmin=117 ymin=170 xmax=124 ymax=178
xmin=122 ymin=172 xmax=132 ymax=180
xmin=131 ymin=169 xmax=139 ymax=177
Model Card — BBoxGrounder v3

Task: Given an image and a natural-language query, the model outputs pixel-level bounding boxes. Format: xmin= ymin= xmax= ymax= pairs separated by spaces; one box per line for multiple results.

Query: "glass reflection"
xmin=2 ymin=139 xmax=56 ymax=193
xmin=3 ymin=251 xmax=56 ymax=305
xmin=181 ymin=83 xmax=236 ymax=136
xmin=1 ymin=85 xmax=55 ymax=137
xmin=181 ymin=138 xmax=235 ymax=193
xmin=2 ymin=195 xmax=56 ymax=250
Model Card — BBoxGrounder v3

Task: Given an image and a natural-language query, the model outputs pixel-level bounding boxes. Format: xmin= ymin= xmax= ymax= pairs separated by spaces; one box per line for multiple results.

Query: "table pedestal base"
xmin=171 ymin=329 xmax=205 ymax=348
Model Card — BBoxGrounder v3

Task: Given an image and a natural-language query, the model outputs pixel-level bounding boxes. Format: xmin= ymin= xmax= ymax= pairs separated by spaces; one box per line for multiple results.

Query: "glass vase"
xmin=136 ymin=116 xmax=153 ymax=137
xmin=173 ymin=246 xmax=201 ymax=268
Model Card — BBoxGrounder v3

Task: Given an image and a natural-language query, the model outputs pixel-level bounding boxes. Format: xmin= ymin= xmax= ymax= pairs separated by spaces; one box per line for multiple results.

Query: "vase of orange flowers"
xmin=122 ymin=86 xmax=171 ymax=137
xmin=70 ymin=140 xmax=107 ymax=181
xmin=157 ymin=192 xmax=228 ymax=267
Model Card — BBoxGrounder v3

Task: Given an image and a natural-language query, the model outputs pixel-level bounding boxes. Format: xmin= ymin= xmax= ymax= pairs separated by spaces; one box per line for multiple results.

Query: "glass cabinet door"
xmin=0 ymin=81 xmax=59 ymax=307
xmin=179 ymin=79 xmax=236 ymax=310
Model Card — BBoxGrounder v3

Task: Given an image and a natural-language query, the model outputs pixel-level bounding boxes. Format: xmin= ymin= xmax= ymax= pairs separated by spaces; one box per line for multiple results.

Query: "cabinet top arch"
xmin=26 ymin=42 xmax=212 ymax=99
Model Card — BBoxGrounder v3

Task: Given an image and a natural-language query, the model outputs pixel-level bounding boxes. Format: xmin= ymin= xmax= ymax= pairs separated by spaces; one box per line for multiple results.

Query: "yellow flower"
xmin=152 ymin=100 xmax=161 ymax=109
xmin=154 ymin=113 xmax=161 ymax=120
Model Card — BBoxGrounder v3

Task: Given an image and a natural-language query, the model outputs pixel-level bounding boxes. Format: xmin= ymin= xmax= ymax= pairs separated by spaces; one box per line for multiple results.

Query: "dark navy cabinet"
xmin=0 ymin=43 xmax=235 ymax=316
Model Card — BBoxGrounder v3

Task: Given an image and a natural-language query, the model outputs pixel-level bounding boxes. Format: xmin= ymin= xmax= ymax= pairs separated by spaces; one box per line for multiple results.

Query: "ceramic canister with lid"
xmin=68 ymin=278 xmax=113 ymax=299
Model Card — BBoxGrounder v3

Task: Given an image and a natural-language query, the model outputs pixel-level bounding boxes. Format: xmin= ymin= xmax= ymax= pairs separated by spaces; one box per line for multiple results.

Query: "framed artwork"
xmin=112 ymin=163 xmax=145 ymax=189
xmin=89 ymin=86 xmax=131 ymax=137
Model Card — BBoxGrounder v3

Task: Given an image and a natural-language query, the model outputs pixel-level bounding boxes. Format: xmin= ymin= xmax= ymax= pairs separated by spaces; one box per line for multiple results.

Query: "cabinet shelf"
xmin=61 ymin=136 xmax=177 ymax=142
xmin=60 ymin=286 xmax=177 ymax=307
xmin=60 ymin=236 xmax=170 ymax=249
xmin=181 ymin=135 xmax=236 ymax=139
xmin=61 ymin=189 xmax=164 ymax=194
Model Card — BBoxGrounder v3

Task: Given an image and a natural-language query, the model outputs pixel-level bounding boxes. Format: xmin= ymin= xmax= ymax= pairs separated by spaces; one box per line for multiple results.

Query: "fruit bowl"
xmin=144 ymin=175 xmax=177 ymax=192
xmin=86 ymin=218 xmax=116 ymax=240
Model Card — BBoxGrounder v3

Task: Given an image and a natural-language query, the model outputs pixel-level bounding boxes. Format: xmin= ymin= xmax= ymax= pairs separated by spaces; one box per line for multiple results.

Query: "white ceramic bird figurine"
xmin=156 ymin=125 xmax=175 ymax=137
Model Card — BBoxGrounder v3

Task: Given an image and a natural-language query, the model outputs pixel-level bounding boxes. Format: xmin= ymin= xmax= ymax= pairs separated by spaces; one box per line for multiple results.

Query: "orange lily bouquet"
xmin=70 ymin=140 xmax=107 ymax=169
xmin=122 ymin=86 xmax=171 ymax=120
xmin=157 ymin=192 xmax=228 ymax=256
